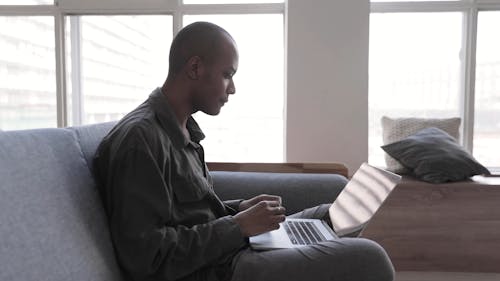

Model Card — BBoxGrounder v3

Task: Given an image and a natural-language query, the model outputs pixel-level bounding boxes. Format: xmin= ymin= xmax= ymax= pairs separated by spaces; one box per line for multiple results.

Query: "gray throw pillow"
xmin=381 ymin=127 xmax=490 ymax=183
xmin=381 ymin=116 xmax=461 ymax=173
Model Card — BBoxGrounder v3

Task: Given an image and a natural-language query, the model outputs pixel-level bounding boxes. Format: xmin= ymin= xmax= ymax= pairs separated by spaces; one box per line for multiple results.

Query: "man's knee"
xmin=344 ymin=238 xmax=395 ymax=281
xmin=231 ymin=239 xmax=394 ymax=281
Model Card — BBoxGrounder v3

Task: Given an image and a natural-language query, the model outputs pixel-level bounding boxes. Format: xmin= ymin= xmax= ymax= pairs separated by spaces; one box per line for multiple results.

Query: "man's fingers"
xmin=269 ymin=216 xmax=285 ymax=229
xmin=270 ymin=215 xmax=286 ymax=228
xmin=235 ymin=203 xmax=287 ymax=237
xmin=270 ymin=222 xmax=281 ymax=230
xmin=256 ymin=194 xmax=282 ymax=204
xmin=266 ymin=195 xmax=282 ymax=205
xmin=266 ymin=200 xmax=281 ymax=208
xmin=273 ymin=205 xmax=286 ymax=215
xmin=275 ymin=214 xmax=286 ymax=223
xmin=257 ymin=201 xmax=286 ymax=215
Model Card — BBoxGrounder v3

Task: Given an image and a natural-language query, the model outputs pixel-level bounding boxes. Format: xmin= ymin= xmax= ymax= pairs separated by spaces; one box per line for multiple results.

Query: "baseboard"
xmin=396 ymin=271 xmax=500 ymax=281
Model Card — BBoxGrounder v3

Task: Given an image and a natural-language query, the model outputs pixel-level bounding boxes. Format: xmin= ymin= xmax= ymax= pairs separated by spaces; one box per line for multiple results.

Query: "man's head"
xmin=166 ymin=22 xmax=239 ymax=116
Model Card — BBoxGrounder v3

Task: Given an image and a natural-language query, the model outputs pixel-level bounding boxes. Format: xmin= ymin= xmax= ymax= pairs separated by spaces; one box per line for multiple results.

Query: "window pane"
xmin=184 ymin=0 xmax=283 ymax=4
xmin=0 ymin=0 xmax=52 ymax=4
xmin=371 ymin=0 xmax=457 ymax=1
xmin=66 ymin=15 xmax=172 ymax=125
xmin=474 ymin=11 xmax=500 ymax=168
xmin=368 ymin=12 xmax=463 ymax=167
xmin=0 ymin=16 xmax=56 ymax=130
xmin=184 ymin=15 xmax=284 ymax=162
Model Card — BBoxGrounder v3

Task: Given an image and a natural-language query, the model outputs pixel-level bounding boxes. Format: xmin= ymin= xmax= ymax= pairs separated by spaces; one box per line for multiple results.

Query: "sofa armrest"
xmin=210 ymin=171 xmax=348 ymax=215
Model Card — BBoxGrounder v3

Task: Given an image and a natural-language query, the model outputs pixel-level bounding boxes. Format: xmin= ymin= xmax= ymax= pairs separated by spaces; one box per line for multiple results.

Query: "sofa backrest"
xmin=0 ymin=126 xmax=122 ymax=281
xmin=211 ymin=171 xmax=347 ymax=215
xmin=69 ymin=121 xmax=117 ymax=173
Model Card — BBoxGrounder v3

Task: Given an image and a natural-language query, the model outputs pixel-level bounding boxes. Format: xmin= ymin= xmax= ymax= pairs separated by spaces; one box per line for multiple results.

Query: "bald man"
xmin=94 ymin=22 xmax=394 ymax=281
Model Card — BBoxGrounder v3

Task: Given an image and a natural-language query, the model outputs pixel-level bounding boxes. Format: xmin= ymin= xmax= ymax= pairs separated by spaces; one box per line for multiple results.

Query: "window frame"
xmin=0 ymin=0 xmax=285 ymax=127
xmin=370 ymin=0 xmax=500 ymax=157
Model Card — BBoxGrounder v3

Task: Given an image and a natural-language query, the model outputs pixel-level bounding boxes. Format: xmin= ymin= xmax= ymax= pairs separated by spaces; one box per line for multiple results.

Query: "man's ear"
xmin=186 ymin=56 xmax=203 ymax=80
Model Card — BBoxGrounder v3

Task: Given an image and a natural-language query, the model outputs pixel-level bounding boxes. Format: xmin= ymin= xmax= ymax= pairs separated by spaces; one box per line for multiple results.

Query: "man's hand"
xmin=238 ymin=194 xmax=282 ymax=212
xmin=233 ymin=200 xmax=286 ymax=237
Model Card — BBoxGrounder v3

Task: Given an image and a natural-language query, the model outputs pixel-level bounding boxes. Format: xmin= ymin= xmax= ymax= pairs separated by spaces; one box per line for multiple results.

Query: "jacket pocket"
xmin=171 ymin=172 xmax=212 ymax=203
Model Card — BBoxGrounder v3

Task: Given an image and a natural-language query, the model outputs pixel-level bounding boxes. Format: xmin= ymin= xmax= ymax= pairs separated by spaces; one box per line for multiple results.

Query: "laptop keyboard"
xmin=284 ymin=221 xmax=328 ymax=245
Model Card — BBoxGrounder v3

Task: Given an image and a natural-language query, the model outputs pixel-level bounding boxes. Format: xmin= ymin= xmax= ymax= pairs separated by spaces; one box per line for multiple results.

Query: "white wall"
xmin=285 ymin=0 xmax=369 ymax=174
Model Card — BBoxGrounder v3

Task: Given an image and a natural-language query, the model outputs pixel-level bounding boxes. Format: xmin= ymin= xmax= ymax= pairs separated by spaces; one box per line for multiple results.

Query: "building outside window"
xmin=185 ymin=14 xmax=284 ymax=162
xmin=0 ymin=0 xmax=285 ymax=162
xmin=2 ymin=0 xmax=497 ymax=168
xmin=65 ymin=15 xmax=172 ymax=125
xmin=0 ymin=16 xmax=56 ymax=130
xmin=369 ymin=0 xmax=500 ymax=170
xmin=474 ymin=10 xmax=500 ymax=168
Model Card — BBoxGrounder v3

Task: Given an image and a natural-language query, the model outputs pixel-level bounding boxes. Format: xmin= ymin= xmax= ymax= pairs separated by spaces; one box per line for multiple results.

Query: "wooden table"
xmin=207 ymin=162 xmax=349 ymax=178
xmin=361 ymin=176 xmax=500 ymax=273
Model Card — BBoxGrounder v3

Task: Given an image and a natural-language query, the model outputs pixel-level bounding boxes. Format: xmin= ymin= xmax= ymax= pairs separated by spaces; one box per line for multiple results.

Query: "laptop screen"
xmin=329 ymin=163 xmax=401 ymax=236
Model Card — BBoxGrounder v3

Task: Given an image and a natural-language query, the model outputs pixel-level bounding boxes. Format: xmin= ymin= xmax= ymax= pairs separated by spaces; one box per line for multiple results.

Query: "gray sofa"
xmin=0 ymin=122 xmax=350 ymax=281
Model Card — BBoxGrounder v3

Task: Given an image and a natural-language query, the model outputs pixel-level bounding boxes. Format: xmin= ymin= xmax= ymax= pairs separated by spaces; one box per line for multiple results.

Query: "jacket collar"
xmin=148 ymin=88 xmax=205 ymax=148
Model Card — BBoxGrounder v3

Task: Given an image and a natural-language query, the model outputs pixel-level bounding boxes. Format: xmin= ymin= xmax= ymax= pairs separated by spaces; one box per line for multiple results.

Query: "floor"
xmin=396 ymin=271 xmax=500 ymax=281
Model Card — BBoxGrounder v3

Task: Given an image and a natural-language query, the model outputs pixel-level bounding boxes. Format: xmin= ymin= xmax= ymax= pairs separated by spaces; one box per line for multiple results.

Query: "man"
xmin=94 ymin=22 xmax=394 ymax=281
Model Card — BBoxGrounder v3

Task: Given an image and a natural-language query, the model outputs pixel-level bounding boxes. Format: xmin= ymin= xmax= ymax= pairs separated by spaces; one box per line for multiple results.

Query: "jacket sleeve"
xmin=223 ymin=200 xmax=243 ymax=215
xmin=106 ymin=146 xmax=247 ymax=281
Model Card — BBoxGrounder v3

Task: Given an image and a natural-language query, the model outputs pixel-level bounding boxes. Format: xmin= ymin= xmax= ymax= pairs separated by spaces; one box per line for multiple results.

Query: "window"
xmin=185 ymin=14 xmax=284 ymax=162
xmin=474 ymin=11 xmax=500 ymax=167
xmin=184 ymin=0 xmax=283 ymax=4
xmin=0 ymin=0 xmax=52 ymax=4
xmin=0 ymin=1 xmax=284 ymax=162
xmin=65 ymin=15 xmax=172 ymax=125
xmin=369 ymin=0 xmax=500 ymax=169
xmin=369 ymin=12 xmax=463 ymax=167
xmin=371 ymin=0 xmax=458 ymax=2
xmin=0 ymin=16 xmax=56 ymax=130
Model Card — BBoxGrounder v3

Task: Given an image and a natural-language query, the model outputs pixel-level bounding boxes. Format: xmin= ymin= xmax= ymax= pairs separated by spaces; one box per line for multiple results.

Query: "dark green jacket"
xmin=94 ymin=88 xmax=247 ymax=281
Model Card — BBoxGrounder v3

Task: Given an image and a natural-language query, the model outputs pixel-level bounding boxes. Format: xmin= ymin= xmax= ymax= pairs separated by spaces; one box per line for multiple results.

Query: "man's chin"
xmin=202 ymin=107 xmax=222 ymax=116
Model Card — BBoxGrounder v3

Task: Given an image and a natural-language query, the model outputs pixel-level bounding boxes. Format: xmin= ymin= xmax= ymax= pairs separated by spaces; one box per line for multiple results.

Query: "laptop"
xmin=249 ymin=163 xmax=401 ymax=250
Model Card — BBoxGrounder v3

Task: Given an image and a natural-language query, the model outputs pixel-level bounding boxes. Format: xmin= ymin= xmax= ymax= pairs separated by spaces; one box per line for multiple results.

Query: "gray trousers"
xmin=230 ymin=204 xmax=394 ymax=281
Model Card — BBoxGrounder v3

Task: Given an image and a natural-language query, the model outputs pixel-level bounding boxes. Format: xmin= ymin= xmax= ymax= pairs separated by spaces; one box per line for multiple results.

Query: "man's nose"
xmin=228 ymin=80 xmax=236 ymax=95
